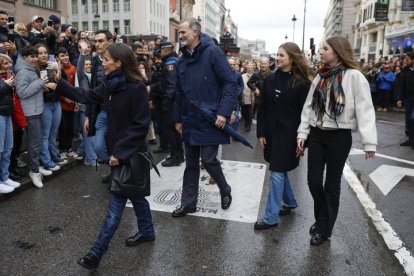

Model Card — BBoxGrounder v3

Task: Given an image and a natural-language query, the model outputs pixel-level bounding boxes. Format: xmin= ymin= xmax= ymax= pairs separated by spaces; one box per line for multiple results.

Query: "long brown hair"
xmin=106 ymin=43 xmax=143 ymax=83
xmin=325 ymin=36 xmax=359 ymax=70
xmin=279 ymin=42 xmax=312 ymax=85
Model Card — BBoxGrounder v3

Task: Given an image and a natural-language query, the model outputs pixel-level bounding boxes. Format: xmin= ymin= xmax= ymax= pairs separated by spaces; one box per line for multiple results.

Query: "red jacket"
xmin=12 ymin=93 xmax=27 ymax=131
xmin=60 ymin=62 xmax=77 ymax=111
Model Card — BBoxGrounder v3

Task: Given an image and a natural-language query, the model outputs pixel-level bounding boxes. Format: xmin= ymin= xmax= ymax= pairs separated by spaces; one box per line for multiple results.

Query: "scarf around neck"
xmin=311 ymin=63 xmax=346 ymax=122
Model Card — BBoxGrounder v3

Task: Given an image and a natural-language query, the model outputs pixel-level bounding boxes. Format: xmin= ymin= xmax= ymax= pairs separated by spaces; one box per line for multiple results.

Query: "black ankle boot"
xmin=77 ymin=252 xmax=99 ymax=270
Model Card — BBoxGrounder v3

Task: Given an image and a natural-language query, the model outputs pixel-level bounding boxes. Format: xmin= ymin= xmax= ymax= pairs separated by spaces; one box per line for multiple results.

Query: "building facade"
xmin=1 ymin=0 xmax=68 ymax=27
xmin=169 ymin=0 xmax=195 ymax=43
xmin=384 ymin=0 xmax=414 ymax=57
xmin=68 ymin=0 xmax=169 ymax=37
xmin=193 ymin=0 xmax=225 ymax=39
xmin=323 ymin=0 xmax=357 ymax=45
xmin=352 ymin=0 xmax=387 ymax=61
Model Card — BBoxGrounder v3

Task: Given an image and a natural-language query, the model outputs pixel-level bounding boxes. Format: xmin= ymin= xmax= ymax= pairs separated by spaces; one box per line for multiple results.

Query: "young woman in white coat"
xmin=296 ymin=36 xmax=377 ymax=246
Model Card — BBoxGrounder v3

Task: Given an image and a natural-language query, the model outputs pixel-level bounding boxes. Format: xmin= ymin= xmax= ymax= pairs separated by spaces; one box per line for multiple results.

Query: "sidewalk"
xmin=0 ymin=158 xmax=82 ymax=203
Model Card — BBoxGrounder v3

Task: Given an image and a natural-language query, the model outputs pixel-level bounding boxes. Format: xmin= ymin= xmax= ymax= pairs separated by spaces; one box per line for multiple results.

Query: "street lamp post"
xmin=292 ymin=14 xmax=297 ymax=43
xmin=302 ymin=0 xmax=307 ymax=52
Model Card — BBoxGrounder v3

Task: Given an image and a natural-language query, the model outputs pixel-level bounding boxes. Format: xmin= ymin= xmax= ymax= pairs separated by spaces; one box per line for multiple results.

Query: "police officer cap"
xmin=159 ymin=42 xmax=173 ymax=49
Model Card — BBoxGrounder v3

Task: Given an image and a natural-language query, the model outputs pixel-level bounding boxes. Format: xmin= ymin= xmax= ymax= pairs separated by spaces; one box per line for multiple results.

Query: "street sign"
xmin=369 ymin=165 xmax=414 ymax=195
xmin=127 ymin=160 xmax=266 ymax=223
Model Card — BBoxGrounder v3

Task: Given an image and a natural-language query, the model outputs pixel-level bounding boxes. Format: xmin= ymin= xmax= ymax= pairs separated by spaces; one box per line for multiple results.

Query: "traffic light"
xmin=310 ymin=38 xmax=314 ymax=49
xmin=311 ymin=45 xmax=315 ymax=56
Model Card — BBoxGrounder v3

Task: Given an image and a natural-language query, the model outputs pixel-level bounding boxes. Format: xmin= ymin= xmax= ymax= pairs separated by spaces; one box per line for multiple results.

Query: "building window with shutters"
xmin=124 ymin=20 xmax=130 ymax=35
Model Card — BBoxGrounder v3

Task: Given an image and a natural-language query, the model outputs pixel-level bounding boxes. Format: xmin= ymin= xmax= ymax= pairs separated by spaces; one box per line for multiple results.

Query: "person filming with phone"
xmin=0 ymin=11 xmax=17 ymax=59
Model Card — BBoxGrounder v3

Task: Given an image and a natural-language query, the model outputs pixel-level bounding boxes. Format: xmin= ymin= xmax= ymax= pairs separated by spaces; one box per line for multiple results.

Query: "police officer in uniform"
xmin=154 ymin=42 xmax=184 ymax=166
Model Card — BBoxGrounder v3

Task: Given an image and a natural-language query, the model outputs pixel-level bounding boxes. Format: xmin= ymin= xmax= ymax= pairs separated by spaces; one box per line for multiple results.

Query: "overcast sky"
xmin=225 ymin=0 xmax=330 ymax=54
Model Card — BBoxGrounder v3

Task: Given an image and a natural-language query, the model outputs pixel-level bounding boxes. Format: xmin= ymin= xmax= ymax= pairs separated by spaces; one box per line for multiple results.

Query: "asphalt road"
xmin=0 ymin=111 xmax=410 ymax=275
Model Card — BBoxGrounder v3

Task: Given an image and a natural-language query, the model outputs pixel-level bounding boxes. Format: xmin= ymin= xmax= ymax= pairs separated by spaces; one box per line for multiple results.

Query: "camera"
xmin=7 ymin=16 xmax=14 ymax=31
xmin=47 ymin=19 xmax=53 ymax=27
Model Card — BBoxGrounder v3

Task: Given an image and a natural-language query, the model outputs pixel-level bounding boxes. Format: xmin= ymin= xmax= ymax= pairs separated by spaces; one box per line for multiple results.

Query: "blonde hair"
xmin=325 ymin=36 xmax=359 ymax=70
xmin=14 ymin=22 xmax=27 ymax=33
xmin=0 ymin=54 xmax=11 ymax=73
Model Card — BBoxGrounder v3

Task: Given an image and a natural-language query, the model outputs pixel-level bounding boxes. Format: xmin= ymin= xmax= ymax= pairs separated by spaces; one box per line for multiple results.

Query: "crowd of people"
xmin=0 ymin=10 xmax=413 ymax=270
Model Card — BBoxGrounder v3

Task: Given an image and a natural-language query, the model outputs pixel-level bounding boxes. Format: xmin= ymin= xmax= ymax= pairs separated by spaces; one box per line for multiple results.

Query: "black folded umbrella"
xmin=191 ymin=101 xmax=253 ymax=149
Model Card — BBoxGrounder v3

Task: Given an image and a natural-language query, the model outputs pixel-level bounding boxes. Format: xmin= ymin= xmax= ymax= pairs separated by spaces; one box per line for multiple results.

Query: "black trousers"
xmin=404 ymin=96 xmax=414 ymax=141
xmin=241 ymin=104 xmax=252 ymax=129
xmin=161 ymin=111 xmax=183 ymax=156
xmin=9 ymin=128 xmax=24 ymax=171
xmin=377 ymin=89 xmax=391 ymax=108
xmin=58 ymin=110 xmax=74 ymax=151
xmin=181 ymin=144 xmax=231 ymax=208
xmin=153 ymin=108 xmax=168 ymax=149
xmin=307 ymin=127 xmax=352 ymax=237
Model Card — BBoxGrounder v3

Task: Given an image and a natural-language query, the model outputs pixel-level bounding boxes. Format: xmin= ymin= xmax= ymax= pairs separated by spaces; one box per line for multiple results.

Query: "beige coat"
xmin=241 ymin=73 xmax=255 ymax=105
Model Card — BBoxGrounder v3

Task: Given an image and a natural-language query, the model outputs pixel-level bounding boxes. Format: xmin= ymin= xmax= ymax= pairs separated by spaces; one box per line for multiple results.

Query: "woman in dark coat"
xmin=255 ymin=42 xmax=311 ymax=230
xmin=55 ymin=43 xmax=155 ymax=270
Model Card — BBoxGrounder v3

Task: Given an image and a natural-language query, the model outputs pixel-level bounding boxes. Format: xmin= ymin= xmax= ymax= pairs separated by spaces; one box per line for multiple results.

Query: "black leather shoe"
xmin=101 ymin=173 xmax=112 ymax=184
xmin=161 ymin=156 xmax=184 ymax=167
xmin=172 ymin=206 xmax=197 ymax=217
xmin=309 ymin=223 xmax=317 ymax=235
xmin=400 ymin=140 xmax=412 ymax=146
xmin=125 ymin=232 xmax=155 ymax=246
xmin=148 ymin=139 xmax=157 ymax=145
xmin=221 ymin=194 xmax=232 ymax=209
xmin=310 ymin=233 xmax=327 ymax=246
xmin=77 ymin=252 xmax=99 ymax=270
xmin=254 ymin=220 xmax=278 ymax=230
xmin=279 ymin=205 xmax=295 ymax=216
xmin=153 ymin=147 xmax=169 ymax=154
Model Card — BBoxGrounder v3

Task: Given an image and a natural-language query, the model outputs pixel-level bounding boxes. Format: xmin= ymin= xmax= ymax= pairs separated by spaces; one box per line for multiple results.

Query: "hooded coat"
xmin=15 ymin=56 xmax=45 ymax=116
xmin=172 ymin=33 xmax=237 ymax=146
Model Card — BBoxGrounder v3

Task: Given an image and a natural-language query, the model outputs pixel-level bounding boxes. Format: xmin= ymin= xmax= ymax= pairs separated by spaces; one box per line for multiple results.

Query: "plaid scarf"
xmin=311 ymin=63 xmax=346 ymax=122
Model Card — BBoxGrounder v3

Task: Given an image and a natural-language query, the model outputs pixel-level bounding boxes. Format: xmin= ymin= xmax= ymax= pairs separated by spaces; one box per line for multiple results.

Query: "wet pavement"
xmin=0 ymin=111 xmax=410 ymax=275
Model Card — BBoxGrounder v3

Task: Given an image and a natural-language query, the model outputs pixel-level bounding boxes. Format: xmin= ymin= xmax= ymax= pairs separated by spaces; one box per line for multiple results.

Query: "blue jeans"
xmin=94 ymin=111 xmax=108 ymax=161
xmin=77 ymin=111 xmax=97 ymax=165
xmin=231 ymin=109 xmax=240 ymax=131
xmin=262 ymin=171 xmax=298 ymax=225
xmin=90 ymin=192 xmax=155 ymax=260
xmin=0 ymin=115 xmax=13 ymax=181
xmin=40 ymin=101 xmax=61 ymax=168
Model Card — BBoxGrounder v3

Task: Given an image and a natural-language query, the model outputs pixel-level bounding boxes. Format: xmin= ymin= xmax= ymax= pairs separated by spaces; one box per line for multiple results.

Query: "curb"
xmin=0 ymin=159 xmax=82 ymax=203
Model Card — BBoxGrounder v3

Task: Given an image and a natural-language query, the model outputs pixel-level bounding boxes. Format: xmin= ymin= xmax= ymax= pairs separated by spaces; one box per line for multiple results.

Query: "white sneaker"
xmin=48 ymin=164 xmax=61 ymax=171
xmin=29 ymin=171 xmax=43 ymax=188
xmin=67 ymin=151 xmax=83 ymax=160
xmin=0 ymin=183 xmax=15 ymax=193
xmin=39 ymin=166 xmax=53 ymax=176
xmin=2 ymin=179 xmax=21 ymax=188
xmin=56 ymin=158 xmax=68 ymax=165
xmin=60 ymin=152 xmax=68 ymax=159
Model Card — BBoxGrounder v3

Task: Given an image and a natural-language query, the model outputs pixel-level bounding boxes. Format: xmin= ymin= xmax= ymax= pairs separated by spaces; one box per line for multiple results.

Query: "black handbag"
xmin=111 ymin=151 xmax=160 ymax=197
xmin=108 ymin=103 xmax=160 ymax=198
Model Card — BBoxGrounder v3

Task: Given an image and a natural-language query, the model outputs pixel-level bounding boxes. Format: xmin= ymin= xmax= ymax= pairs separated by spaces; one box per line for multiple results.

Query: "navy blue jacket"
xmin=56 ymin=70 xmax=150 ymax=161
xmin=173 ymin=33 xmax=237 ymax=145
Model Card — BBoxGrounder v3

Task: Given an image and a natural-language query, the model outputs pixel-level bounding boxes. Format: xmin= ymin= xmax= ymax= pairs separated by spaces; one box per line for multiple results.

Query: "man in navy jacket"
xmin=172 ymin=18 xmax=237 ymax=217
